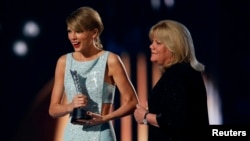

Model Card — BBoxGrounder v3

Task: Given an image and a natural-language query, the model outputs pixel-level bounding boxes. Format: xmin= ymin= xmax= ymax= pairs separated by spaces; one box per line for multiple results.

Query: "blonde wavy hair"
xmin=149 ymin=20 xmax=205 ymax=72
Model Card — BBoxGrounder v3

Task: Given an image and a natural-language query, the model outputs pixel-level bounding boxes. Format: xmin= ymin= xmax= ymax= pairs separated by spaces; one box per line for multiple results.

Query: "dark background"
xmin=1 ymin=0 xmax=250 ymax=140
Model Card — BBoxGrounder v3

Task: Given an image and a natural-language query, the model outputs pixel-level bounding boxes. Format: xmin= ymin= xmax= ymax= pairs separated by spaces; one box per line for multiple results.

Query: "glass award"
xmin=70 ymin=69 xmax=92 ymax=124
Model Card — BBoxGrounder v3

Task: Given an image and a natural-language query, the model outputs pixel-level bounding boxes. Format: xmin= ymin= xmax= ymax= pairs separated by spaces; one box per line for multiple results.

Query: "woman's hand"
xmin=134 ymin=104 xmax=148 ymax=124
xmin=84 ymin=111 xmax=107 ymax=126
xmin=69 ymin=94 xmax=89 ymax=111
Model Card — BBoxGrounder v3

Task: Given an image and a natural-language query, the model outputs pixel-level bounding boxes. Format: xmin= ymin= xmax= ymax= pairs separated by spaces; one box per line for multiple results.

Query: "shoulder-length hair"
xmin=149 ymin=20 xmax=205 ymax=72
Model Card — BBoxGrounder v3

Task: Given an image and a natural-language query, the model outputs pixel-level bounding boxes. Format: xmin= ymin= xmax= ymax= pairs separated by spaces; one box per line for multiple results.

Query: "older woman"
xmin=134 ymin=20 xmax=209 ymax=141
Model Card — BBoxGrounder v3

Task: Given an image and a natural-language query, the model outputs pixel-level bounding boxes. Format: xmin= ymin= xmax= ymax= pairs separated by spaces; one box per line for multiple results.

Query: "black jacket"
xmin=148 ymin=63 xmax=209 ymax=141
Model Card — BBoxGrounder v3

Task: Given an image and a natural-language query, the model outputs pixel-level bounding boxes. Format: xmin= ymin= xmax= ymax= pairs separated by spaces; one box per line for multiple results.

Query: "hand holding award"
xmin=70 ymin=69 xmax=92 ymax=125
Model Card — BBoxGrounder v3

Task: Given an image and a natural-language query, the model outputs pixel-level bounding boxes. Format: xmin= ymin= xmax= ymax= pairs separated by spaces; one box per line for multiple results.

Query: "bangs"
xmin=150 ymin=27 xmax=170 ymax=44
xmin=66 ymin=17 xmax=84 ymax=32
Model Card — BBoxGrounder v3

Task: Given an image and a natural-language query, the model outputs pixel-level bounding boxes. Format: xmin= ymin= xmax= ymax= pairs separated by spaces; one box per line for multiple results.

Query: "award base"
xmin=71 ymin=108 xmax=92 ymax=125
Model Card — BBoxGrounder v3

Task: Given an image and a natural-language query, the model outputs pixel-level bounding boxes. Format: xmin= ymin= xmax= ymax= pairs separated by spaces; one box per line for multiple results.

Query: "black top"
xmin=148 ymin=63 xmax=209 ymax=141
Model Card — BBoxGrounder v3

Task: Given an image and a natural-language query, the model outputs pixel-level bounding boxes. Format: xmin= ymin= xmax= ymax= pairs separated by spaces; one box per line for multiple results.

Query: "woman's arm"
xmin=134 ymin=104 xmax=160 ymax=127
xmin=103 ymin=53 xmax=139 ymax=121
xmin=49 ymin=55 xmax=74 ymax=118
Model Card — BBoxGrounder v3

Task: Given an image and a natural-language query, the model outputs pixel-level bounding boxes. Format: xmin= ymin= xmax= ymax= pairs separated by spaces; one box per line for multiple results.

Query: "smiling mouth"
xmin=72 ymin=42 xmax=80 ymax=48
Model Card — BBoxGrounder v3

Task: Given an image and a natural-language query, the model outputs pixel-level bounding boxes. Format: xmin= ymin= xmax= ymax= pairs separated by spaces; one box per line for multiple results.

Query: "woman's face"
xmin=149 ymin=37 xmax=172 ymax=66
xmin=67 ymin=27 xmax=95 ymax=52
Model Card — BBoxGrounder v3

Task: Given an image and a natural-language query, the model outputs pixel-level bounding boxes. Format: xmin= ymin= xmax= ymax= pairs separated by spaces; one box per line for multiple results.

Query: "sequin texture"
xmin=63 ymin=51 xmax=116 ymax=141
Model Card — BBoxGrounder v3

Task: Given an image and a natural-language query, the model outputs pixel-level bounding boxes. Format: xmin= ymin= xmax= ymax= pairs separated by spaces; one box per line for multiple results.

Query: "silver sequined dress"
xmin=63 ymin=51 xmax=116 ymax=141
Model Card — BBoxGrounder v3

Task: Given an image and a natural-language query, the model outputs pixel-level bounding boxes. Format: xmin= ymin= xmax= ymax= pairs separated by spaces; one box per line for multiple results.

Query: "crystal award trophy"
xmin=70 ymin=69 xmax=92 ymax=124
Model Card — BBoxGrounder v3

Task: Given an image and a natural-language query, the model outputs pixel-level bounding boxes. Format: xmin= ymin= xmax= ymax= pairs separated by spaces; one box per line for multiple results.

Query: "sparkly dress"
xmin=63 ymin=51 xmax=116 ymax=141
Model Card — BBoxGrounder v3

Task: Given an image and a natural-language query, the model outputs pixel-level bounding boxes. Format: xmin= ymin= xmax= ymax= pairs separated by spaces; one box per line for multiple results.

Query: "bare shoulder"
xmin=107 ymin=52 xmax=122 ymax=66
xmin=106 ymin=52 xmax=126 ymax=76
xmin=57 ymin=54 xmax=67 ymax=65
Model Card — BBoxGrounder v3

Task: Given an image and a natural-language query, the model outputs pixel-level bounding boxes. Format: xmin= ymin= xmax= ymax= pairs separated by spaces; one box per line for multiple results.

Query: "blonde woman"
xmin=49 ymin=6 xmax=138 ymax=141
xmin=134 ymin=20 xmax=209 ymax=141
